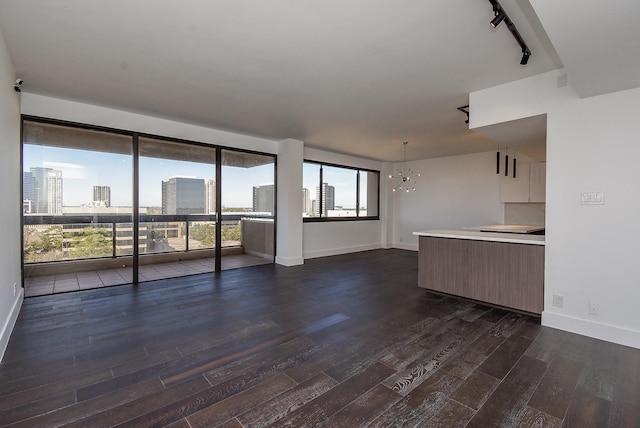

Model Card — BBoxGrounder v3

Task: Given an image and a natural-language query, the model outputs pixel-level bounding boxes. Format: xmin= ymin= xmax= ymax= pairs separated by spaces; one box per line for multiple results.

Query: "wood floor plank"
xmin=518 ymin=406 xmax=563 ymax=428
xmin=370 ymin=368 xmax=465 ymax=427
xmin=476 ymin=334 xmax=534 ymax=380
xmin=64 ymin=376 xmax=211 ymax=428
xmin=186 ymin=373 xmax=297 ymax=427
xmin=414 ymin=398 xmax=476 ymax=428
xmin=118 ymin=342 xmax=317 ymax=427
xmin=563 ymin=387 xmax=612 ymax=428
xmin=274 ymin=361 xmax=395 ymax=427
xmin=608 ymin=345 xmax=640 ymax=427
xmin=166 ymin=313 xmax=347 ymax=386
xmin=319 ymin=383 xmax=400 ymax=427
xmin=0 ymin=368 xmax=113 ymax=413
xmin=449 ymin=370 xmax=501 ymax=411
xmin=466 ymin=355 xmax=548 ymax=427
xmin=2 ymin=249 xmax=640 ymax=428
xmin=527 ymin=354 xmax=584 ymax=419
xmin=0 ymin=390 xmax=76 ymax=426
xmin=237 ymin=373 xmax=338 ymax=427
xmin=5 ymin=378 xmax=165 ymax=428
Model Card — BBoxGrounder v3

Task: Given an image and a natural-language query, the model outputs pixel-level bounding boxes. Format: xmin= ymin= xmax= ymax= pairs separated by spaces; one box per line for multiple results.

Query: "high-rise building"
xmin=92 ymin=185 xmax=111 ymax=207
xmin=47 ymin=170 xmax=63 ymax=214
xmin=302 ymin=187 xmax=311 ymax=215
xmin=162 ymin=177 xmax=205 ymax=215
xmin=205 ymin=179 xmax=216 ymax=214
xmin=22 ymin=171 xmax=36 ymax=213
xmin=26 ymin=167 xmax=63 ymax=214
xmin=315 ymin=183 xmax=335 ymax=216
xmin=253 ymin=184 xmax=274 ymax=213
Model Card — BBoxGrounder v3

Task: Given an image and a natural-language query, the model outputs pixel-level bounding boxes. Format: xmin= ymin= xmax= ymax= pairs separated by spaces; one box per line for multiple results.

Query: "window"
xmin=303 ymin=161 xmax=379 ymax=220
xmin=22 ymin=117 xmax=276 ymax=290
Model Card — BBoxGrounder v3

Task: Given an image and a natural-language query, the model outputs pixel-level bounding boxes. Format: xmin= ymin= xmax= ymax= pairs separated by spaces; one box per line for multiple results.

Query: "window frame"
xmin=21 ymin=114 xmax=277 ymax=281
xmin=303 ymin=159 xmax=380 ymax=222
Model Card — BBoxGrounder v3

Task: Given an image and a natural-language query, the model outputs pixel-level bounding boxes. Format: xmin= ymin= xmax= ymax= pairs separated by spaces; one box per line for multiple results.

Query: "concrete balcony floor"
xmin=23 ymin=254 xmax=271 ymax=297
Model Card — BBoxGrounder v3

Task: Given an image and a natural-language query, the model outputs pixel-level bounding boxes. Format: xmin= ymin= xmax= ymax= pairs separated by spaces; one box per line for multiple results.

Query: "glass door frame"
xmin=21 ymin=115 xmax=277 ymax=288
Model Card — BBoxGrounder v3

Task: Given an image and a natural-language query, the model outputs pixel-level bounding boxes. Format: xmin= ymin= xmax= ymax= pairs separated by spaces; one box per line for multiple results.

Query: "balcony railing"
xmin=23 ymin=213 xmax=274 ymax=266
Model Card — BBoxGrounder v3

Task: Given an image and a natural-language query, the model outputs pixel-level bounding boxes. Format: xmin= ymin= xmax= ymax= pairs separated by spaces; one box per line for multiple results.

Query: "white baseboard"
xmin=303 ymin=243 xmax=382 ymax=260
xmin=275 ymin=255 xmax=304 ymax=267
xmin=0 ymin=289 xmax=23 ymax=362
xmin=392 ymin=243 xmax=418 ymax=251
xmin=542 ymin=310 xmax=640 ymax=350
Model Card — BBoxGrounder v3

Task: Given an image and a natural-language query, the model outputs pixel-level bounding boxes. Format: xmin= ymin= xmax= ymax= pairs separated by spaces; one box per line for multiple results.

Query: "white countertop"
xmin=463 ymin=224 xmax=545 ymax=233
xmin=414 ymin=229 xmax=545 ymax=245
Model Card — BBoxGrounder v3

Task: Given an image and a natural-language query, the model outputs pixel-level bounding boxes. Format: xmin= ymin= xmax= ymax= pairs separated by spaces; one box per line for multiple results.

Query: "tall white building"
xmin=253 ymin=184 xmax=274 ymax=213
xmin=92 ymin=185 xmax=111 ymax=207
xmin=315 ymin=183 xmax=335 ymax=217
xmin=46 ymin=169 xmax=63 ymax=215
xmin=302 ymin=187 xmax=311 ymax=215
xmin=205 ymin=179 xmax=216 ymax=214
xmin=25 ymin=167 xmax=63 ymax=214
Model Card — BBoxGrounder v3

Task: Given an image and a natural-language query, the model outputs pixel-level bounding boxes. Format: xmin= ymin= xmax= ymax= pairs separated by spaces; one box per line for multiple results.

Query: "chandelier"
xmin=389 ymin=141 xmax=420 ymax=192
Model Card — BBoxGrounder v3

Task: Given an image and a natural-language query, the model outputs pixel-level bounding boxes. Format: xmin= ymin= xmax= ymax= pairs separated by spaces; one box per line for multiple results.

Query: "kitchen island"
xmin=413 ymin=230 xmax=544 ymax=315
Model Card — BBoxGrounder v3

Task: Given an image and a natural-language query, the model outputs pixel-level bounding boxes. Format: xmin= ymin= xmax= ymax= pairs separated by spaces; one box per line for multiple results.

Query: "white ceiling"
xmin=0 ymin=1 xmax=636 ymax=162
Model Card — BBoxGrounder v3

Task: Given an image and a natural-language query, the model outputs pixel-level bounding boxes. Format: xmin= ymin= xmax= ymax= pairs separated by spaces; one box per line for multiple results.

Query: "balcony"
xmin=23 ymin=214 xmax=274 ymax=297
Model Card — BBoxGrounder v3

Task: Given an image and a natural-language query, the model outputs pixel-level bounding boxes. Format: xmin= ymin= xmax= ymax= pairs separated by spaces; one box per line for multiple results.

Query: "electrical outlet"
xmin=588 ymin=301 xmax=599 ymax=315
xmin=13 ymin=283 xmax=17 ymax=297
xmin=552 ymin=294 xmax=563 ymax=308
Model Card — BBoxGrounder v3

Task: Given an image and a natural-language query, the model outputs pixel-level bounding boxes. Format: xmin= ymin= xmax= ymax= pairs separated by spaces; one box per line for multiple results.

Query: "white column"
xmin=275 ymin=138 xmax=304 ymax=266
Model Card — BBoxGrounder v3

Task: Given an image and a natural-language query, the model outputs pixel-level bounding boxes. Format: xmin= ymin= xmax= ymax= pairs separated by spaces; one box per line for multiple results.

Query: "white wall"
xmin=20 ymin=93 xmax=279 ymax=155
xmin=0 ymin=28 xmax=23 ymax=361
xmin=471 ymin=70 xmax=640 ymax=348
xmin=302 ymin=147 xmax=385 ymax=259
xmin=391 ymin=151 xmax=505 ymax=251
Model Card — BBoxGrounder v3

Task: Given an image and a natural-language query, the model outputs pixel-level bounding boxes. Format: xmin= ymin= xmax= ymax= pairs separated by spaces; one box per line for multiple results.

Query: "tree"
xmin=66 ymin=226 xmax=112 ymax=259
xmin=191 ymin=223 xmax=216 ymax=246
xmin=24 ymin=226 xmax=63 ymax=262
xmin=221 ymin=222 xmax=242 ymax=244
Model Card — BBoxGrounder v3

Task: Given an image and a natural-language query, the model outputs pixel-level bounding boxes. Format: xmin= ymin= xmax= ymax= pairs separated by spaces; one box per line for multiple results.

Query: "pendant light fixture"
xmin=496 ymin=147 xmax=517 ymax=178
xmin=389 ymin=141 xmax=420 ymax=192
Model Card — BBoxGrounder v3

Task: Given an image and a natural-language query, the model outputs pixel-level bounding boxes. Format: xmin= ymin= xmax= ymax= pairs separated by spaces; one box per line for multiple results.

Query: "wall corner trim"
xmin=0 ymin=289 xmax=23 ymax=362
xmin=275 ymin=256 xmax=304 ymax=267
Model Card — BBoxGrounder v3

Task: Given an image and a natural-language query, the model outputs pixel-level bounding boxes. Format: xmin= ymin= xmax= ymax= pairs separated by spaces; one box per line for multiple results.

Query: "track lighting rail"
xmin=487 ymin=0 xmax=531 ymax=65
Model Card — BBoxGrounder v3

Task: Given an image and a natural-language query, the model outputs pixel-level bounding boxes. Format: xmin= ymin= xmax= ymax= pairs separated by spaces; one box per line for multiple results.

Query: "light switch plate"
xmin=581 ymin=192 xmax=605 ymax=205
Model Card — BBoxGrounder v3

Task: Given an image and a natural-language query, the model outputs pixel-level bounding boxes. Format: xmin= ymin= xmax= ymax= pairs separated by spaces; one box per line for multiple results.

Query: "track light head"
xmin=490 ymin=11 xmax=505 ymax=28
xmin=486 ymin=0 xmax=531 ymax=66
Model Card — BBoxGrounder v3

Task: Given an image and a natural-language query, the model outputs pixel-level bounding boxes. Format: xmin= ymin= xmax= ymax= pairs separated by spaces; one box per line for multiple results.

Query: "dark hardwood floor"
xmin=1 ymin=249 xmax=638 ymax=427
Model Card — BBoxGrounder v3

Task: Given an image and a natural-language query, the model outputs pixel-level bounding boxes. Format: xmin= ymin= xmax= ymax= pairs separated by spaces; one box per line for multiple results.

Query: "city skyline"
xmin=23 ymin=144 xmax=275 ymax=208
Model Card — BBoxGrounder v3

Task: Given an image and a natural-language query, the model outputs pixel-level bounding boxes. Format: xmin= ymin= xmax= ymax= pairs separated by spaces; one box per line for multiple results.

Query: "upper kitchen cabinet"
xmin=473 ymin=114 xmax=547 ymax=203
xmin=500 ymin=162 xmax=530 ymax=202
xmin=500 ymin=161 xmax=546 ymax=203
xmin=529 ymin=162 xmax=546 ymax=202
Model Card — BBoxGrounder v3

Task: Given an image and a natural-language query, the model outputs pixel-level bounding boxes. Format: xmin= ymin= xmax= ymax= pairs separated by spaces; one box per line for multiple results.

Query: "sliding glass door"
xmin=22 ymin=118 xmax=276 ymax=296
xmin=138 ymin=137 xmax=217 ymax=280
xmin=221 ymin=150 xmax=275 ymax=269
xmin=22 ymin=120 xmax=133 ymax=296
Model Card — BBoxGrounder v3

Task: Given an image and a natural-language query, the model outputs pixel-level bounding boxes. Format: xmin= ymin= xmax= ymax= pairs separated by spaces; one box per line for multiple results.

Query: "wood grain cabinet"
xmin=418 ymin=236 xmax=544 ymax=314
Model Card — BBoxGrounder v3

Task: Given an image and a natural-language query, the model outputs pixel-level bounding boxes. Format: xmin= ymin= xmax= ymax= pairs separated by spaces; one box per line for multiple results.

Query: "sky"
xmin=23 ymin=145 xmax=368 ymax=209
xmin=23 ymin=145 xmax=274 ymax=208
